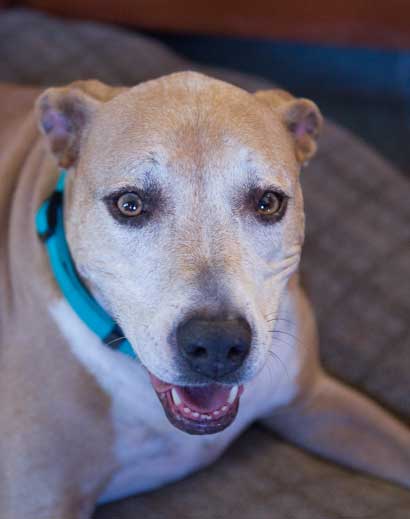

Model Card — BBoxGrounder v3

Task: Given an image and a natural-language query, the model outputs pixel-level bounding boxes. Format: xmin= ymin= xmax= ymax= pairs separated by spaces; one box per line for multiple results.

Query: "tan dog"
xmin=0 ymin=72 xmax=409 ymax=519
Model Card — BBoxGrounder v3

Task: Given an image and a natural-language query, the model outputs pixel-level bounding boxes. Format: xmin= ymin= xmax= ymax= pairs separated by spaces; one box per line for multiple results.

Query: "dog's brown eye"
xmin=256 ymin=191 xmax=283 ymax=216
xmin=117 ymin=193 xmax=143 ymax=217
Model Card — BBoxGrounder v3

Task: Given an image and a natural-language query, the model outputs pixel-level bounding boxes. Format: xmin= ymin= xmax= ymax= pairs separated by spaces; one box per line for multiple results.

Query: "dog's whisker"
xmin=106 ymin=335 xmax=126 ymax=347
xmin=265 ymin=361 xmax=276 ymax=387
xmin=270 ymin=335 xmax=294 ymax=352
xmin=269 ymin=329 xmax=305 ymax=351
xmin=269 ymin=329 xmax=299 ymax=341
xmin=263 ymin=312 xmax=293 ymax=322
xmin=265 ymin=317 xmax=294 ymax=325
xmin=267 ymin=349 xmax=289 ymax=381
xmin=271 ymin=333 xmax=303 ymax=355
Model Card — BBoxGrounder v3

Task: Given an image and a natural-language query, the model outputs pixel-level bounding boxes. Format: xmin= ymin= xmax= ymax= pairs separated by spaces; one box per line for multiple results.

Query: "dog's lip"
xmin=149 ymin=373 xmax=244 ymax=435
xmin=149 ymin=374 xmax=173 ymax=394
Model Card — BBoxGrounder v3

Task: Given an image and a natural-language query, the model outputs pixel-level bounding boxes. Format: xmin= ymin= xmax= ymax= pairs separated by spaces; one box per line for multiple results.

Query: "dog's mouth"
xmin=149 ymin=373 xmax=243 ymax=435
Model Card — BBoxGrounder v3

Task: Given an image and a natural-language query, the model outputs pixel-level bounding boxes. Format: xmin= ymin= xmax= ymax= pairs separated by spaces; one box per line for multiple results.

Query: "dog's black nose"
xmin=176 ymin=316 xmax=252 ymax=379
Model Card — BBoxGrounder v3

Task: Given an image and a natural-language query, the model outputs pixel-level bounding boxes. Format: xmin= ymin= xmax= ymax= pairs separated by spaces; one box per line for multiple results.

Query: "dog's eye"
xmin=116 ymin=193 xmax=143 ymax=217
xmin=256 ymin=191 xmax=286 ymax=217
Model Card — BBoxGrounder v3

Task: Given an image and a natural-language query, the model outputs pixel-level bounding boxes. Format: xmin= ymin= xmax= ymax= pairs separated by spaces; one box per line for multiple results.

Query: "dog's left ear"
xmin=255 ymin=89 xmax=323 ymax=165
xmin=36 ymin=80 xmax=125 ymax=168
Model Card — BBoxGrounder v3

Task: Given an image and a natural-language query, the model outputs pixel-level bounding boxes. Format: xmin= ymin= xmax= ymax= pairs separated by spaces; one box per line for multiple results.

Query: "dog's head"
xmin=36 ymin=72 xmax=322 ymax=434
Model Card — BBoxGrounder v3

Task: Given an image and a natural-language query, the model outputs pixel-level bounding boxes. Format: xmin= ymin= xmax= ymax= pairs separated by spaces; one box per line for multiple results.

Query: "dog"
xmin=0 ymin=72 xmax=409 ymax=519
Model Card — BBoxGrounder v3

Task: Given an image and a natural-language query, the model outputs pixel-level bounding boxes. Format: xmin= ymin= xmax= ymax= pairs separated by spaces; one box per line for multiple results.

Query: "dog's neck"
xmin=36 ymin=168 xmax=137 ymax=360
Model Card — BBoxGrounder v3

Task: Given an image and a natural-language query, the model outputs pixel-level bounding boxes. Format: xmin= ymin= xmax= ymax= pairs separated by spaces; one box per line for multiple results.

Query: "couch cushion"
xmin=1 ymin=9 xmax=409 ymax=518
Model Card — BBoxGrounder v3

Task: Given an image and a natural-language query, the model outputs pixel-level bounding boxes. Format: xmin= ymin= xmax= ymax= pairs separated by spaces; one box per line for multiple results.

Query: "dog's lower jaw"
xmin=162 ymin=394 xmax=241 ymax=435
xmin=149 ymin=374 xmax=244 ymax=434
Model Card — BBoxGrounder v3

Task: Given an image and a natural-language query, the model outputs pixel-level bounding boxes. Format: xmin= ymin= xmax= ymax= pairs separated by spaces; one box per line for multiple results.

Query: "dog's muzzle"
xmin=149 ymin=316 xmax=251 ymax=435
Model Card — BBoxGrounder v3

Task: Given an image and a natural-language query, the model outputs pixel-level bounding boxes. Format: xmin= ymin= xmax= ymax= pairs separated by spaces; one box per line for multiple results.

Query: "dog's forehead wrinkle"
xmin=100 ymin=75 xmax=259 ymax=133
xmin=114 ymin=151 xmax=163 ymax=178
xmin=86 ymin=79 xmax=299 ymax=195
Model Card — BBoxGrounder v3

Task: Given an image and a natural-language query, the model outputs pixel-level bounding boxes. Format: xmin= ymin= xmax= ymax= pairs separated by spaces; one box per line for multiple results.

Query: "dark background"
xmin=2 ymin=0 xmax=409 ymax=171
xmin=152 ymin=33 xmax=410 ymax=173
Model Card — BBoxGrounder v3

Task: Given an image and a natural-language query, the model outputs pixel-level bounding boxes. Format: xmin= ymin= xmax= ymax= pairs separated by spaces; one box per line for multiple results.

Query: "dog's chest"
xmin=50 ymin=299 xmax=300 ymax=503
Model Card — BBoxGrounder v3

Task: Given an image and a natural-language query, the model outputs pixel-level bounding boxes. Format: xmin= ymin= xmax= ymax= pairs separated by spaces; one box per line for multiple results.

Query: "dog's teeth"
xmin=192 ymin=412 xmax=199 ymax=418
xmin=200 ymin=414 xmax=208 ymax=419
xmin=227 ymin=385 xmax=238 ymax=404
xmin=221 ymin=405 xmax=228 ymax=412
xmin=171 ymin=388 xmax=182 ymax=406
xmin=213 ymin=410 xmax=220 ymax=417
xmin=183 ymin=407 xmax=191 ymax=414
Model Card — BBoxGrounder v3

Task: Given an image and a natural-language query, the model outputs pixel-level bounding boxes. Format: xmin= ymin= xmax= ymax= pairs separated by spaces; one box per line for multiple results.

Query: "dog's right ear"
xmin=255 ymin=89 xmax=323 ymax=165
xmin=36 ymin=80 xmax=125 ymax=169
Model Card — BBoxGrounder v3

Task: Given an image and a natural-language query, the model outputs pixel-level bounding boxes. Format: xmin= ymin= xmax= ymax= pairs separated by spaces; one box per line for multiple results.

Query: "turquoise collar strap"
xmin=35 ymin=169 xmax=136 ymax=360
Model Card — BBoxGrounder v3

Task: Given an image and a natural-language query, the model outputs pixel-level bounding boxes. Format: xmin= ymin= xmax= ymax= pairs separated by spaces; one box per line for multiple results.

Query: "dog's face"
xmin=37 ymin=73 xmax=322 ymax=434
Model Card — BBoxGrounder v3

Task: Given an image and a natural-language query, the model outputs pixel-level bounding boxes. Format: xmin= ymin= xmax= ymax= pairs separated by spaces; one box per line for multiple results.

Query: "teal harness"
xmin=35 ymin=170 xmax=137 ymax=359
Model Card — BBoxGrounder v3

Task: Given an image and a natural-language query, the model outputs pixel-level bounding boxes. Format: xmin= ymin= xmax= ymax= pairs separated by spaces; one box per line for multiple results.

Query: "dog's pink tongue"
xmin=177 ymin=385 xmax=231 ymax=412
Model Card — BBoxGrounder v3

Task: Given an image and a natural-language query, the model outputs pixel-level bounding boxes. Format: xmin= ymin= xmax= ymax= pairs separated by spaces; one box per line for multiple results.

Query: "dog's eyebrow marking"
xmin=123 ymin=152 xmax=161 ymax=176
xmin=95 ymin=154 xmax=161 ymax=198
xmin=244 ymin=150 xmax=257 ymax=166
xmin=145 ymin=151 xmax=160 ymax=167
xmin=101 ymin=175 xmax=162 ymax=203
xmin=245 ymin=174 xmax=292 ymax=198
xmin=243 ymin=151 xmax=293 ymax=195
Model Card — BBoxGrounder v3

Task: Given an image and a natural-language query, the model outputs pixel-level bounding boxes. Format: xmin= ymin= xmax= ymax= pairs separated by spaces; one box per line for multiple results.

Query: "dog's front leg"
xmin=261 ymin=372 xmax=410 ymax=488
xmin=0 ymin=479 xmax=97 ymax=519
xmin=0 ymin=496 xmax=95 ymax=519
xmin=0 ymin=425 xmax=108 ymax=519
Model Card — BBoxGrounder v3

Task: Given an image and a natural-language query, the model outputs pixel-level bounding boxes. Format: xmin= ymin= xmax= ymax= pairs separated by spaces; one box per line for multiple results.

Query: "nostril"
xmin=192 ymin=345 xmax=208 ymax=359
xmin=227 ymin=345 xmax=243 ymax=362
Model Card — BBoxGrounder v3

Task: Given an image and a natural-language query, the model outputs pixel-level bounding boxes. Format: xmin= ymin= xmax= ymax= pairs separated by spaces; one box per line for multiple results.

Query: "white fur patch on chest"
xmin=49 ymin=298 xmax=301 ymax=503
